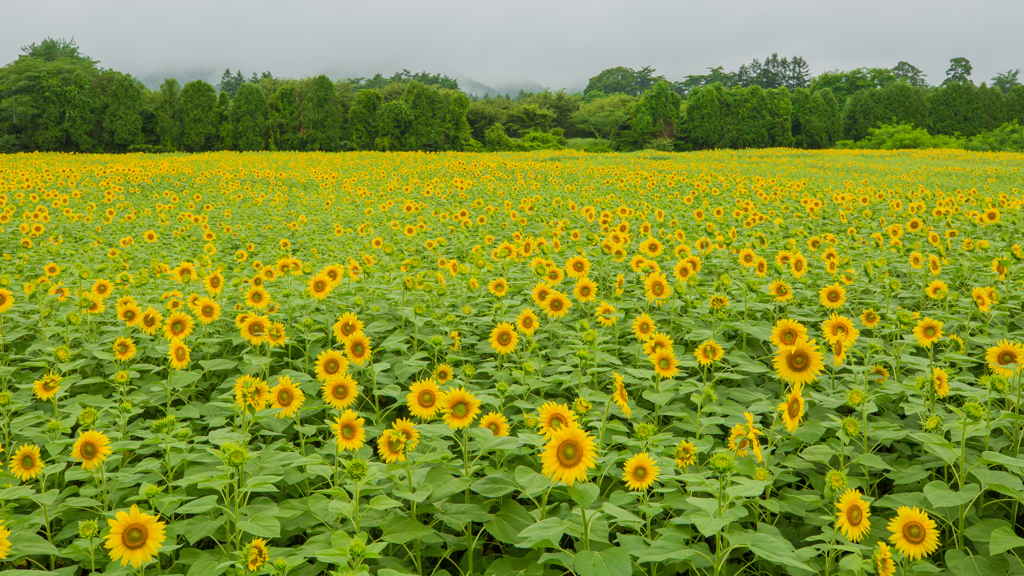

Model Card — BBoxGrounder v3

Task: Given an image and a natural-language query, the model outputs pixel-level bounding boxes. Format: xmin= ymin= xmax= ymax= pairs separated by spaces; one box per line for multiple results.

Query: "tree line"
xmin=1 ymin=38 xmax=1022 ymax=154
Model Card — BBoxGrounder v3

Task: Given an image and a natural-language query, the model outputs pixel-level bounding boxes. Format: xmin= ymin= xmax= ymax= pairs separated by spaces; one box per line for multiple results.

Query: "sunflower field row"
xmin=0 ymin=148 xmax=1023 ymax=576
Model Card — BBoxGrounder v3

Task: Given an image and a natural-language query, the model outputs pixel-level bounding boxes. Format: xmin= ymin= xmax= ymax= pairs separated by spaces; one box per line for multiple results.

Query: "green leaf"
xmin=635 ymin=529 xmax=697 ymax=563
xmin=176 ymin=495 xmax=221 ymax=514
xmin=471 ymin=475 xmax=518 ymax=498
xmin=726 ymin=528 xmax=813 ymax=571
xmin=199 ymin=359 xmax=238 ymax=371
xmin=381 ymin=516 xmax=432 ymax=544
xmin=572 ymin=547 xmax=632 ymax=576
xmin=516 ymin=518 xmax=567 ymax=548
xmin=483 ymin=500 xmax=534 ymax=545
xmin=990 ymin=526 xmax=1024 ymax=555
xmin=569 ymin=482 xmax=599 ymax=508
xmin=237 ymin=509 xmax=280 ymax=538
xmin=923 ymin=480 xmax=980 ymax=508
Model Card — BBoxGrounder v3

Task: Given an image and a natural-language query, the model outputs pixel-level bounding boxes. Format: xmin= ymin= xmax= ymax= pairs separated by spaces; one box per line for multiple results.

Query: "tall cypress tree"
xmin=180 ymin=79 xmax=218 ymax=151
xmin=154 ymin=78 xmax=182 ymax=152
xmin=350 ymin=89 xmax=383 ymax=150
xmin=298 ymin=74 xmax=343 ymax=151
xmin=233 ymin=83 xmax=267 ymax=151
xmin=685 ymin=86 xmax=724 ymax=149
xmin=100 ymin=72 xmax=144 ymax=152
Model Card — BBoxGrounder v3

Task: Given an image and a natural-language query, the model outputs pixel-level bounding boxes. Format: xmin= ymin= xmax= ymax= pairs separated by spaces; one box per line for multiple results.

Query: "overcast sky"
xmin=3 ymin=0 xmax=1022 ymax=93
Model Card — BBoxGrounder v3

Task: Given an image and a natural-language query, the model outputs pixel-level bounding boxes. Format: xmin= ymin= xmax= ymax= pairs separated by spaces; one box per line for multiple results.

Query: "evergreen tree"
xmin=268 ymin=81 xmax=300 ymax=151
xmin=216 ymin=91 xmax=234 ymax=150
xmin=101 ymin=71 xmax=144 ymax=151
xmin=1005 ymin=85 xmax=1024 ymax=124
xmin=298 ymin=74 xmax=343 ymax=151
xmin=893 ymin=61 xmax=928 ymax=87
xmin=402 ymin=81 xmax=447 ymax=150
xmin=180 ymin=79 xmax=218 ymax=151
xmin=943 ymin=57 xmax=973 ymax=86
xmin=376 ymin=100 xmax=415 ymax=150
xmin=930 ymin=82 xmax=986 ymax=136
xmin=350 ymin=89 xmax=383 ymax=150
xmin=685 ymin=86 xmax=724 ymax=149
xmin=766 ymin=87 xmax=794 ymax=147
xmin=628 ymin=80 xmax=682 ymax=147
xmin=154 ymin=78 xmax=182 ymax=151
xmin=232 ymin=82 xmax=268 ymax=151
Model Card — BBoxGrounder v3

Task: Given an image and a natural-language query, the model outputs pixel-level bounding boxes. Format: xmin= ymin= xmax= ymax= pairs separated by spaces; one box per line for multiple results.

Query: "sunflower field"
xmin=0 ymin=148 xmax=1023 ymax=576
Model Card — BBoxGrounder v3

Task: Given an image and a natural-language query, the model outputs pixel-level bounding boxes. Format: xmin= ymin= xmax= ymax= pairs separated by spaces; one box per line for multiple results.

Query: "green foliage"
xmin=467 ymin=96 xmax=513 ymax=141
xmin=572 ymin=93 xmax=633 ymax=141
xmin=929 ymin=82 xmax=988 ymax=137
xmin=299 ymin=75 xmax=344 ymax=151
xmin=943 ymin=57 xmax=974 ymax=86
xmin=565 ymin=137 xmax=614 ymax=152
xmin=180 ymin=80 xmax=218 ymax=152
xmin=20 ymin=37 xmax=95 ymax=64
xmin=100 ymin=72 xmax=145 ymax=152
xmin=736 ymin=54 xmax=811 ymax=90
xmin=685 ymin=86 xmax=724 ymax=149
xmin=793 ymin=89 xmax=839 ymax=149
xmin=268 ymin=81 xmax=300 ymax=151
xmin=154 ymin=78 xmax=182 ymax=152
xmin=216 ymin=91 xmax=234 ymax=151
xmin=842 ymin=82 xmax=929 ymax=141
xmin=628 ymin=81 xmax=682 ymax=148
xmin=506 ymin=103 xmax=556 ymax=136
xmin=584 ymin=66 xmax=663 ymax=97
xmin=766 ymin=87 xmax=795 ymax=147
xmin=893 ymin=61 xmax=928 ymax=87
xmin=233 ymin=83 xmax=268 ymax=151
xmin=484 ymin=122 xmax=515 ymax=151
xmin=517 ymin=129 xmax=567 ymax=151
xmin=350 ymin=89 xmax=384 ymax=151
xmin=962 ymin=121 xmax=1024 ymax=152
xmin=991 ymin=69 xmax=1022 ymax=94
xmin=376 ymin=100 xmax=415 ymax=151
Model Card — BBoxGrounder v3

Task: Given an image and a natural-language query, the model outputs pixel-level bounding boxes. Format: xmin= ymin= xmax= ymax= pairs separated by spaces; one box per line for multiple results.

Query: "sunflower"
xmin=240 ymin=315 xmax=270 ymax=346
xmin=271 ymin=376 xmax=305 ymax=418
xmin=314 ymin=350 xmax=350 ymax=382
xmin=773 ymin=338 xmax=825 ymax=385
xmin=565 ymin=255 xmax=590 ymax=279
xmin=105 ymin=505 xmax=167 ymax=568
xmin=345 ymin=331 xmax=372 ymax=365
xmin=932 ymin=368 xmax=950 ymax=398
xmin=516 ymin=307 xmax=540 ymax=334
xmin=234 ymin=375 xmax=271 ymax=411
xmin=392 ymin=418 xmax=420 ymax=449
xmin=819 ymin=283 xmax=846 ymax=309
xmin=541 ymin=426 xmax=596 ymax=486
xmin=673 ymin=260 xmax=694 ymax=282
xmin=887 ymin=506 xmax=939 ymax=560
xmin=71 ymin=430 xmax=112 ymax=470
xmin=708 ymin=294 xmax=730 ymax=310
xmin=859 ymin=308 xmax=880 ymax=329
xmin=777 ymin=382 xmax=805 ymax=433
xmin=632 ymin=313 xmax=656 ymax=341
xmin=821 ymin=314 xmax=859 ymax=347
xmin=195 ymin=298 xmax=221 ymax=324
xmin=245 ymin=539 xmax=269 ymax=572
xmin=267 ymin=322 xmax=288 ymax=347
xmin=738 ymin=248 xmax=757 ymax=268
xmin=595 ymin=302 xmax=617 ymax=327
xmin=480 ymin=412 xmax=510 ymax=436
xmin=489 ymin=322 xmax=519 ymax=355
xmin=435 ymin=363 xmax=454 ymax=384
xmin=867 ymin=543 xmax=893 ymax=576
xmin=986 ymin=340 xmax=1024 ymax=378
xmin=378 ymin=429 xmax=408 ymax=463
xmin=972 ymin=287 xmax=993 ymax=313
xmin=117 ymin=303 xmax=143 ymax=327
xmin=770 ymin=319 xmax=807 ymax=348
xmin=167 ymin=339 xmax=191 ymax=370
xmin=441 ymin=387 xmax=481 ymax=429
xmin=829 ymin=489 xmax=870 ymax=543
xmin=163 ymin=312 xmax=195 ymax=341
xmin=695 ymin=339 xmax=724 ymax=366
xmin=675 ymin=440 xmax=696 ymax=467
xmin=650 ymin=347 xmax=679 ymax=379
xmin=333 ymin=312 xmax=365 ymax=342
xmin=790 ymin=253 xmax=808 ymax=278
xmin=321 ymin=373 xmax=360 ymax=410
xmin=728 ymin=424 xmax=751 ymax=457
xmin=245 ymin=286 xmax=270 ymax=310
xmin=32 ymin=371 xmax=62 ymax=401
xmin=622 ymin=452 xmax=660 ymax=491
xmin=537 ymin=401 xmax=579 ymax=438
xmin=925 ymin=279 xmax=948 ymax=300
xmin=642 ymin=331 xmax=673 ymax=356
xmin=308 ymin=274 xmax=333 ymax=300
xmin=333 ymin=410 xmax=366 ymax=451
xmin=204 ymin=272 xmax=224 ymax=295
xmin=912 ymin=318 xmax=944 ymax=348
xmin=541 ymin=290 xmax=572 ymax=318
xmin=611 ymin=372 xmax=631 ymax=417
xmin=0 ymin=520 xmax=9 ymax=560
xmin=10 ymin=444 xmax=44 ymax=481
xmin=92 ymin=278 xmax=114 ymax=299
xmin=113 ymin=337 xmax=137 ymax=362
xmin=531 ymin=281 xmax=552 ymax=305
xmin=407 ymin=378 xmax=442 ymax=419
xmin=573 ymin=277 xmax=598 ymax=302
xmin=643 ymin=271 xmax=671 ymax=301
xmin=768 ymin=280 xmax=793 ymax=302
xmin=488 ymin=277 xmax=508 ymax=298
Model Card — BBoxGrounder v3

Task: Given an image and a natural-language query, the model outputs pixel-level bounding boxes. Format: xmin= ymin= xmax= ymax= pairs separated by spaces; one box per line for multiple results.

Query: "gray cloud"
xmin=3 ymin=0 xmax=1021 ymax=92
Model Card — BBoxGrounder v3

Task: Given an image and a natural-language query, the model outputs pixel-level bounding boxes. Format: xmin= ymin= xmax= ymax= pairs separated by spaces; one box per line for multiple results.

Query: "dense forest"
xmin=1 ymin=38 xmax=1023 ymax=154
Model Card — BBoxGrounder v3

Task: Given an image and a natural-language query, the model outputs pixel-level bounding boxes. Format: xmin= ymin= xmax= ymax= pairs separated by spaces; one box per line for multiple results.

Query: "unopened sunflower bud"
xmin=78 ymin=519 xmax=99 ymax=539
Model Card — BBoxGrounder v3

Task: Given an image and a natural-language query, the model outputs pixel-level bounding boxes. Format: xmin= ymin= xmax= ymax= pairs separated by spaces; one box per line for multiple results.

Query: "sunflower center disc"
xmin=279 ymin=391 xmax=292 ymax=405
xmin=788 ymin=398 xmax=800 ymax=418
xmin=124 ymin=525 xmax=148 ymax=549
xmin=790 ymin=352 xmax=807 ymax=369
xmin=82 ymin=443 xmax=96 ymax=458
xmin=453 ymin=402 xmax=468 ymax=417
xmin=848 ymin=507 xmax=862 ymax=524
xmin=342 ymin=425 xmax=355 ymax=439
xmin=22 ymin=455 xmax=34 ymax=469
xmin=905 ymin=522 xmax=925 ymax=543
xmin=634 ymin=467 xmax=647 ymax=479
xmin=559 ymin=441 xmax=580 ymax=465
xmin=419 ymin=391 xmax=434 ymax=406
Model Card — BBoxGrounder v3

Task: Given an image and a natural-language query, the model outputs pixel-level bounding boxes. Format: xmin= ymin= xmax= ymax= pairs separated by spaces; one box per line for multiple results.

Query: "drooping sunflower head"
xmin=777 ymin=382 xmax=805 ymax=433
